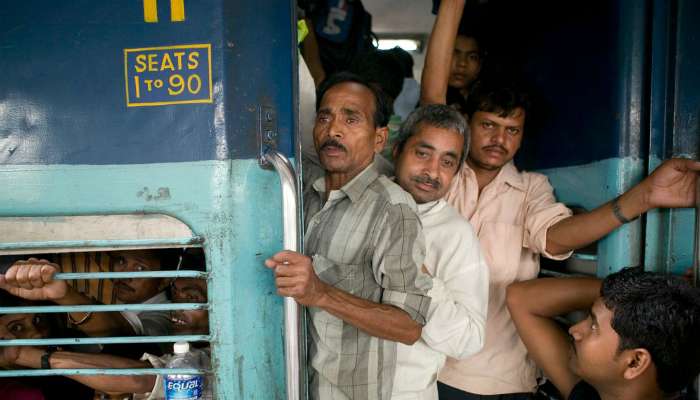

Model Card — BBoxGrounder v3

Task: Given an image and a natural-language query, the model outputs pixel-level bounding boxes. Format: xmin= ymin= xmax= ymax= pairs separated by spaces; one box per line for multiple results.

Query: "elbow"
xmin=505 ymin=282 xmax=525 ymax=312
xmin=398 ymin=323 xmax=422 ymax=345
xmin=130 ymin=375 xmax=157 ymax=394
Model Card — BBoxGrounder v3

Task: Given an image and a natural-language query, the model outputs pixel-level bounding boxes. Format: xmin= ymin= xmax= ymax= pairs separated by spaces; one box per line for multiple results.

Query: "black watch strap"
xmin=41 ymin=348 xmax=57 ymax=369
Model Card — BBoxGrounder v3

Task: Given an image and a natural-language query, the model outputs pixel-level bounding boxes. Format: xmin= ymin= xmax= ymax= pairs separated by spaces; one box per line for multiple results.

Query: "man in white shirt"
xmin=390 ymin=104 xmax=489 ymax=400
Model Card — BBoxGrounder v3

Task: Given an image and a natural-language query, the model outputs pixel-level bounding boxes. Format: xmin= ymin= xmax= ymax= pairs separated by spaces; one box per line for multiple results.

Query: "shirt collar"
xmin=312 ymin=161 xmax=380 ymax=203
xmin=463 ymin=160 xmax=525 ymax=192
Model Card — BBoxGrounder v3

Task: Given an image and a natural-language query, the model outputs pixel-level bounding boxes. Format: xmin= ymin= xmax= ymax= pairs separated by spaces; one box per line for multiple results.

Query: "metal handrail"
xmin=53 ymin=271 xmax=208 ymax=279
xmin=263 ymin=149 xmax=303 ymax=400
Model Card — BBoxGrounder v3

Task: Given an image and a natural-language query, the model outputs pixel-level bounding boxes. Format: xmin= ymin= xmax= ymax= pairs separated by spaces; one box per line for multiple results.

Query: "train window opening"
xmin=0 ymin=245 xmax=213 ymax=399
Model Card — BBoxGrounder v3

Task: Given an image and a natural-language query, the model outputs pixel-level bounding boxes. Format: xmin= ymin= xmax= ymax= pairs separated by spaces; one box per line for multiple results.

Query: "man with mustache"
xmin=0 ymin=250 xmax=175 ymax=338
xmin=389 ymin=104 xmax=489 ymax=400
xmin=266 ymin=72 xmax=432 ymax=400
xmin=0 ymin=254 xmax=211 ymax=399
xmin=432 ymin=81 xmax=700 ymax=400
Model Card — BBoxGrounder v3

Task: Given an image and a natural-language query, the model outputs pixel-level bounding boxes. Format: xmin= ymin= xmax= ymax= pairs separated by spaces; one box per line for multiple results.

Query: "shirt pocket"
xmin=312 ymin=254 xmax=365 ymax=295
xmin=478 ymin=221 xmax=524 ymax=285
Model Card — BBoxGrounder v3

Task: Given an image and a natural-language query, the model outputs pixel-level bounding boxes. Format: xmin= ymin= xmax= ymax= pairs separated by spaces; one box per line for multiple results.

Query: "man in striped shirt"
xmin=266 ymin=72 xmax=432 ymax=400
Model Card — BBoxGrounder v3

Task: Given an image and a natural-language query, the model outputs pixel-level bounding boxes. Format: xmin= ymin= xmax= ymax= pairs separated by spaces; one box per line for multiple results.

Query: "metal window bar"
xmin=0 ymin=267 xmax=212 ymax=379
xmin=0 ymin=237 xmax=204 ymax=253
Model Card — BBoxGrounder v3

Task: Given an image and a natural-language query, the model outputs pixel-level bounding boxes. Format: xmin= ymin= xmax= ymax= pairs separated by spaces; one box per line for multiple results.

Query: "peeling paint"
xmin=137 ymin=187 xmax=171 ymax=201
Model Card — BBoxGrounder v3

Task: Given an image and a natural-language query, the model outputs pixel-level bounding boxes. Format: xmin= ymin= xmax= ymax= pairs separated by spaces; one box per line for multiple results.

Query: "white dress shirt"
xmin=392 ymin=199 xmax=489 ymax=400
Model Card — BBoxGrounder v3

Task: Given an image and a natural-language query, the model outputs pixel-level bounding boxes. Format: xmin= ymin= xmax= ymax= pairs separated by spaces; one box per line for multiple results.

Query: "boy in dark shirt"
xmin=506 ymin=268 xmax=700 ymax=400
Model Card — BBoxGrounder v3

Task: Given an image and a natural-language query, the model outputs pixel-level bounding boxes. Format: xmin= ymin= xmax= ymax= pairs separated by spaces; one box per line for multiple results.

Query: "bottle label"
xmin=164 ymin=375 xmax=204 ymax=400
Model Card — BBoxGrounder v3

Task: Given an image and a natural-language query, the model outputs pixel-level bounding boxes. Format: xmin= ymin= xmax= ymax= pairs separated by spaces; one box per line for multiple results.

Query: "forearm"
xmin=506 ymin=278 xmax=600 ymax=397
xmin=507 ymin=277 xmax=601 ymax=318
xmin=301 ymin=18 xmax=326 ymax=87
xmin=316 ymin=284 xmax=422 ymax=345
xmin=420 ymin=0 xmax=465 ymax=105
xmin=15 ymin=347 xmax=155 ymax=394
xmin=546 ymin=183 xmax=649 ymax=255
xmin=58 ymin=289 xmax=137 ymax=337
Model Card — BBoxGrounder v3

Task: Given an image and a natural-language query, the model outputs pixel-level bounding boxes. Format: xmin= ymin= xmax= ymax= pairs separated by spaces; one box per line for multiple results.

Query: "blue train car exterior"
xmin=509 ymin=0 xmax=698 ymax=276
xmin=0 ymin=1 xmax=298 ymax=398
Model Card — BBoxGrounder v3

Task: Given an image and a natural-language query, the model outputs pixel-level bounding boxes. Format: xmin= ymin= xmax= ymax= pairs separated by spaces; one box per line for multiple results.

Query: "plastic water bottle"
xmin=164 ymin=341 xmax=205 ymax=400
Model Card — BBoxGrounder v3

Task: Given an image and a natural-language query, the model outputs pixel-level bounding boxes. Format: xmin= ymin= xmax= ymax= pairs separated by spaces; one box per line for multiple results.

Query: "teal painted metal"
xmin=0 ymin=237 xmax=204 ymax=251
xmin=538 ymin=157 xmax=646 ymax=276
xmin=0 ymin=335 xmax=210 ymax=347
xmin=0 ymin=160 xmax=288 ymax=399
xmin=0 ymin=303 xmax=206 ymax=314
xmin=644 ymin=0 xmax=699 ymax=275
xmin=54 ymin=271 xmax=207 ymax=279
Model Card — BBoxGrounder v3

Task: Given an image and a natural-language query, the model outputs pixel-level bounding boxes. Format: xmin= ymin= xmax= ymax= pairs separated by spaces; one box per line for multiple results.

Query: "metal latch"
xmin=258 ymin=105 xmax=278 ymax=168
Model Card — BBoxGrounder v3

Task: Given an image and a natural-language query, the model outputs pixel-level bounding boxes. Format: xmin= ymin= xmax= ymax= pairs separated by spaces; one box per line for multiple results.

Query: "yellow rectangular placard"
xmin=124 ymin=44 xmax=213 ymax=107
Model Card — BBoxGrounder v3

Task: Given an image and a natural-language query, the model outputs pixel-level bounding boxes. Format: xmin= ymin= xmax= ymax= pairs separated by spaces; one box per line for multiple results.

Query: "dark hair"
xmin=349 ymin=49 xmax=404 ymax=101
xmin=316 ymin=71 xmax=392 ymax=128
xmin=601 ymin=267 xmax=700 ymax=393
xmin=464 ymin=80 xmax=531 ymax=121
xmin=387 ymin=47 xmax=414 ymax=78
xmin=395 ymin=104 xmax=469 ymax=168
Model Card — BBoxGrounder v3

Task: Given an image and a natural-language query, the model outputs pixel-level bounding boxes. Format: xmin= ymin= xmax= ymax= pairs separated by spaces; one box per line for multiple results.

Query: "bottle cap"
xmin=173 ymin=341 xmax=190 ymax=354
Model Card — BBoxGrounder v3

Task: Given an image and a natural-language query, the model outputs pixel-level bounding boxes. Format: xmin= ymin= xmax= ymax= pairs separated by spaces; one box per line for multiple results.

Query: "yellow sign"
xmin=143 ymin=0 xmax=185 ymax=23
xmin=124 ymin=44 xmax=213 ymax=107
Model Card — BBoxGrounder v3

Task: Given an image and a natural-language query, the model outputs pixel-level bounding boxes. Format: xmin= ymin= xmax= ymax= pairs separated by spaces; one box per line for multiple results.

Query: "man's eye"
xmin=416 ymin=150 xmax=429 ymax=158
xmin=346 ymin=117 xmax=358 ymax=124
xmin=441 ymin=159 xmax=455 ymax=168
xmin=507 ymin=128 xmax=520 ymax=135
xmin=9 ymin=323 xmax=23 ymax=333
xmin=482 ymin=122 xmax=493 ymax=129
xmin=469 ymin=54 xmax=480 ymax=62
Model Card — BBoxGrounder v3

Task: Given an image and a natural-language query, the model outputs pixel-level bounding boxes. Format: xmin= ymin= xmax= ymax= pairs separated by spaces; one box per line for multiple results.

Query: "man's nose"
xmin=327 ymin=116 xmax=344 ymax=138
xmin=423 ymin=157 xmax=440 ymax=178
xmin=491 ymin=129 xmax=507 ymax=145
xmin=568 ymin=321 xmax=584 ymax=341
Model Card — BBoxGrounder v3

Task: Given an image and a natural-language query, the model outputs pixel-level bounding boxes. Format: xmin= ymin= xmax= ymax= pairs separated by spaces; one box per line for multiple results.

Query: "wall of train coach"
xmin=478 ymin=0 xmax=697 ymax=277
xmin=0 ymin=1 xmax=298 ymax=398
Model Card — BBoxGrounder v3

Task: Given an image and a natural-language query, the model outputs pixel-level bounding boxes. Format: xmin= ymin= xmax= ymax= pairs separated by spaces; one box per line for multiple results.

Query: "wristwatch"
xmin=41 ymin=347 xmax=57 ymax=369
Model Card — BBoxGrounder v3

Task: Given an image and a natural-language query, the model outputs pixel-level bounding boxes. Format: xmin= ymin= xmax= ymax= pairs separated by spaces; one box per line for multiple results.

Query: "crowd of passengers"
xmin=2 ymin=0 xmax=700 ymax=399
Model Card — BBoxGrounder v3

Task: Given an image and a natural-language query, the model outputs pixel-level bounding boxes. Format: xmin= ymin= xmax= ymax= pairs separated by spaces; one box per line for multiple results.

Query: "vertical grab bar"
xmin=264 ymin=149 xmax=303 ymax=400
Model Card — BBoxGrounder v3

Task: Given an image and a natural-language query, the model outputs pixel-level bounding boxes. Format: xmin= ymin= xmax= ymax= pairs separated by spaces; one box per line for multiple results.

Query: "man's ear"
xmin=392 ymin=142 xmax=400 ymax=161
xmin=622 ymin=348 xmax=653 ymax=381
xmin=374 ymin=126 xmax=388 ymax=153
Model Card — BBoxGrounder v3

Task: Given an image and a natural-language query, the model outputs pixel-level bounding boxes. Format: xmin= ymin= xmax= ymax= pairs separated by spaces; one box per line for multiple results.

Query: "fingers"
xmin=3 ymin=261 xmax=57 ymax=290
xmin=265 ymin=251 xmax=311 ymax=269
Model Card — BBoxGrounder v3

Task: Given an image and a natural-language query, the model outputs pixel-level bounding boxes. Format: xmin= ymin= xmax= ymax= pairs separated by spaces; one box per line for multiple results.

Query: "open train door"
xmin=0 ymin=1 xmax=304 ymax=398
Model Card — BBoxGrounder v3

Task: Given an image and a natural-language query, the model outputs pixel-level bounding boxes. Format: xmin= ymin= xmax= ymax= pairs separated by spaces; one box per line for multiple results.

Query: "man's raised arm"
xmin=546 ymin=158 xmax=700 ymax=256
xmin=506 ymin=277 xmax=600 ymax=398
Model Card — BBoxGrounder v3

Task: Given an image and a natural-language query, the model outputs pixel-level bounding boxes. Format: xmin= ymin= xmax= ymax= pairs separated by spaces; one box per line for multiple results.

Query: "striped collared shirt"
xmin=303 ymin=160 xmax=432 ymax=400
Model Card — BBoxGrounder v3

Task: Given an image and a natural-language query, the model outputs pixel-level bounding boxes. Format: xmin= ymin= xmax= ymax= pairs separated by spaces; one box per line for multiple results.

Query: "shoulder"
xmin=423 ymin=202 xmax=476 ymax=243
xmin=517 ymin=168 xmax=555 ymax=191
xmin=368 ymin=175 xmax=418 ymax=210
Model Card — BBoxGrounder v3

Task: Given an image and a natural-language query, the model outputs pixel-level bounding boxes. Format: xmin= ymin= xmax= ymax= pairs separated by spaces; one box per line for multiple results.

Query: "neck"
xmin=598 ymin=382 xmax=665 ymax=400
xmin=467 ymin=157 xmax=502 ymax=193
xmin=324 ymin=161 xmax=371 ymax=193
